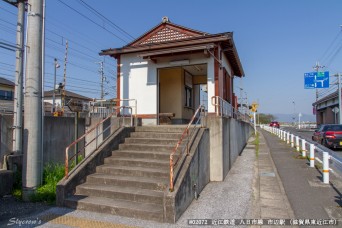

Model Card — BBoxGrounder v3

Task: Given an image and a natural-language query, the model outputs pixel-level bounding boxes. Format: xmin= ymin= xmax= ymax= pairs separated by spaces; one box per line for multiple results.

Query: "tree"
xmin=258 ymin=113 xmax=276 ymax=124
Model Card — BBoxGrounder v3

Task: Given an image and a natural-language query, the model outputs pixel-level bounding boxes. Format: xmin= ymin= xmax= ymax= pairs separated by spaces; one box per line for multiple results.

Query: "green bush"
xmin=30 ymin=163 xmax=65 ymax=204
xmin=12 ymin=155 xmax=84 ymax=204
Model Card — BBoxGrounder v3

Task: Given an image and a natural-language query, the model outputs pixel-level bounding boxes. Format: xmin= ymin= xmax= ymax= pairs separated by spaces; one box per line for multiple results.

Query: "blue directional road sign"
xmin=304 ymin=71 xmax=329 ymax=89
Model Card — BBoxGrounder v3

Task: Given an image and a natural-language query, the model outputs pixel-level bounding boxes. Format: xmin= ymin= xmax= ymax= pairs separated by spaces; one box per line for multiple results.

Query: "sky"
xmin=1 ymin=0 xmax=342 ymax=119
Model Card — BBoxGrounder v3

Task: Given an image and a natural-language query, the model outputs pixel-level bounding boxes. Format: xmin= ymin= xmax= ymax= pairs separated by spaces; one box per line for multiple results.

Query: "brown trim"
xmin=116 ymin=56 xmax=121 ymax=103
xmin=214 ymin=47 xmax=219 ymax=97
xmin=136 ymin=114 xmax=157 ymax=119
xmin=101 ymin=34 xmax=231 ymax=56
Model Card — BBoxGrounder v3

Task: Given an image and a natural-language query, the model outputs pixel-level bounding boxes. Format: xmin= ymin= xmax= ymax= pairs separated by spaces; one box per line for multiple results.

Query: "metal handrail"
xmin=211 ymin=96 xmax=233 ymax=118
xmin=211 ymin=96 xmax=251 ymax=123
xmin=64 ymin=106 xmax=133 ymax=178
xmin=169 ymin=105 xmax=206 ymax=191
xmin=90 ymin=98 xmax=137 ymax=126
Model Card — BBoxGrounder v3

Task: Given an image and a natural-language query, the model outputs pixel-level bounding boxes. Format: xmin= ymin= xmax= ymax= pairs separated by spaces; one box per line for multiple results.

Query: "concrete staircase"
xmin=64 ymin=126 xmax=186 ymax=222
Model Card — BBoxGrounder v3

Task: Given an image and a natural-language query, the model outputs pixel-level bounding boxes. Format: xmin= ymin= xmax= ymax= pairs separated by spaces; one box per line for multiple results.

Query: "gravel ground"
xmin=0 ymin=195 xmax=52 ymax=227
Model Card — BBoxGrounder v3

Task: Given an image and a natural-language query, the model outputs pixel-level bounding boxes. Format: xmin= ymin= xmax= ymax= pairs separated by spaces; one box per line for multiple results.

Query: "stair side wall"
xmin=164 ymin=128 xmax=210 ymax=223
xmin=56 ymin=127 xmax=134 ymax=206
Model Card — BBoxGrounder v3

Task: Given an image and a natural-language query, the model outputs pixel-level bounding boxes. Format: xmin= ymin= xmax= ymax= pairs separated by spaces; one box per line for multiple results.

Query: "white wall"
xmin=120 ymin=53 xmax=215 ymax=116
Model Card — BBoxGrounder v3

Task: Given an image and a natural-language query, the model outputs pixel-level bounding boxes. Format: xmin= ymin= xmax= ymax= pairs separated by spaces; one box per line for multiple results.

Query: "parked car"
xmin=312 ymin=124 xmax=342 ymax=149
xmin=269 ymin=121 xmax=280 ymax=128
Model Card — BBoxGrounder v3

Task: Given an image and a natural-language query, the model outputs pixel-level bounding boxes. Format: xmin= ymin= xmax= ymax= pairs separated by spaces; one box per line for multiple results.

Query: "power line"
xmin=55 ymin=0 xmax=129 ymax=43
xmin=0 ymin=6 xmax=17 ymax=16
xmin=77 ymin=0 xmax=135 ymax=40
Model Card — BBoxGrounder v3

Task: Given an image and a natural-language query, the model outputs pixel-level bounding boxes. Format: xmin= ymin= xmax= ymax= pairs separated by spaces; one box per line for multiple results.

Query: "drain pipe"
xmin=193 ymin=183 xmax=198 ymax=200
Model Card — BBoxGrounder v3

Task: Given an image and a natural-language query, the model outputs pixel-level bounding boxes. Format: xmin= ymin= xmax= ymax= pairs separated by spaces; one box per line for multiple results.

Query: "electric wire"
xmin=77 ymin=0 xmax=134 ymax=40
xmin=55 ymin=0 xmax=129 ymax=43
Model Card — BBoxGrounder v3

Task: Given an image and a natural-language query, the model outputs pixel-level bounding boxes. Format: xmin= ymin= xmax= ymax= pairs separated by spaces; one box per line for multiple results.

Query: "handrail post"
xmin=286 ymin=132 xmax=290 ymax=144
xmin=95 ymin=125 xmax=99 ymax=149
xmin=291 ymin=134 xmax=294 ymax=147
xmin=186 ymin=128 xmax=189 ymax=155
xmin=323 ymin=152 xmax=330 ymax=184
xmin=296 ymin=136 xmax=300 ymax=152
xmin=170 ymin=155 xmax=174 ymax=191
xmin=309 ymin=144 xmax=315 ymax=167
xmin=65 ymin=148 xmax=69 ymax=178
xmin=301 ymin=139 xmax=306 ymax=157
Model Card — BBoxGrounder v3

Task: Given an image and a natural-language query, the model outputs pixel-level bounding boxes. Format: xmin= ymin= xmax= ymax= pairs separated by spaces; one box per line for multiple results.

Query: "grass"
xmin=12 ymin=155 xmax=83 ymax=204
xmin=253 ymin=131 xmax=260 ymax=157
xmin=30 ymin=163 xmax=65 ymax=204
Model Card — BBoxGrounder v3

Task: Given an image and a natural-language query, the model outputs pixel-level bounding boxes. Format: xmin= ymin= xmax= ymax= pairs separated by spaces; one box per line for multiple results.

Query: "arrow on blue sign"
xmin=304 ymin=71 xmax=329 ymax=89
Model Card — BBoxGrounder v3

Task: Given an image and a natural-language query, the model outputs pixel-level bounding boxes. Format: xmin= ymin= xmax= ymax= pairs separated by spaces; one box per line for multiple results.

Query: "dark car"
xmin=312 ymin=124 xmax=342 ymax=149
xmin=269 ymin=121 xmax=280 ymax=128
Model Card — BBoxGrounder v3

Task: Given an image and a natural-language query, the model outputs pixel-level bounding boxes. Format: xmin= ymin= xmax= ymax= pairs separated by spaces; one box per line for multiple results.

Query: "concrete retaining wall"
xmin=207 ymin=116 xmax=253 ymax=181
xmin=43 ymin=116 xmax=85 ymax=165
xmin=164 ymin=128 xmax=210 ymax=223
xmin=0 ymin=114 xmax=13 ymax=168
xmin=0 ymin=170 xmax=13 ymax=196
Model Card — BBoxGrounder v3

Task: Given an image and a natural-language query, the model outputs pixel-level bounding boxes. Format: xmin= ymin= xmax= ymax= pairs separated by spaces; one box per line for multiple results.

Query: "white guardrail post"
xmin=291 ymin=134 xmax=294 ymax=148
xmin=309 ymin=144 xmax=315 ymax=168
xmin=323 ymin=152 xmax=330 ymax=184
xmin=295 ymin=136 xmax=300 ymax=152
xmin=287 ymin=132 xmax=290 ymax=144
xmin=301 ymin=139 xmax=306 ymax=157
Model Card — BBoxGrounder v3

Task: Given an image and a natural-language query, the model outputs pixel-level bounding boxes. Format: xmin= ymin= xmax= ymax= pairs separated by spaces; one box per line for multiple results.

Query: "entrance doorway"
xmin=158 ymin=64 xmax=207 ymax=124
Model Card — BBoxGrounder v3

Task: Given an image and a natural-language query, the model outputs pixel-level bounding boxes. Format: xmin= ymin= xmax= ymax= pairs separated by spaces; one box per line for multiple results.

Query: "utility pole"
xmin=61 ymin=40 xmax=68 ymax=114
xmin=12 ymin=0 xmax=25 ymax=155
xmin=313 ymin=61 xmax=324 ymax=101
xmin=23 ymin=0 xmax=43 ymax=200
xmin=52 ymin=58 xmax=60 ymax=113
xmin=335 ymin=72 xmax=342 ymax=124
xmin=96 ymin=61 xmax=105 ymax=99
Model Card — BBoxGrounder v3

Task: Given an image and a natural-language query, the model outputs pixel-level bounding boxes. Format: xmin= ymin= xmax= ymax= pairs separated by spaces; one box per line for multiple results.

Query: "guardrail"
xmin=169 ymin=105 xmax=206 ymax=192
xmin=64 ymin=105 xmax=133 ymax=178
xmin=261 ymin=125 xmax=342 ymax=184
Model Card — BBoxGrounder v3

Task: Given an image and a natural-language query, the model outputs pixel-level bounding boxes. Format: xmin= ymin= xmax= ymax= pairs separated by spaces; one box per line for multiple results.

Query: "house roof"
xmin=0 ymin=77 xmax=15 ymax=87
xmin=100 ymin=18 xmax=244 ymax=77
xmin=44 ymin=90 xmax=92 ymax=101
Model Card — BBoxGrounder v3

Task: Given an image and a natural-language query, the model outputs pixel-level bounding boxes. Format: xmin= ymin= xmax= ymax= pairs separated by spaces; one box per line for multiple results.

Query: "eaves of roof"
xmin=312 ymin=90 xmax=338 ymax=106
xmin=100 ymin=33 xmax=244 ymax=77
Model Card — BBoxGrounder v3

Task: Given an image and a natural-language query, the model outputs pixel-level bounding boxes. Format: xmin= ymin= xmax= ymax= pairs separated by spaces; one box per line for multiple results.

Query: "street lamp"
xmin=292 ymin=101 xmax=296 ymax=125
xmin=52 ymin=58 xmax=60 ymax=113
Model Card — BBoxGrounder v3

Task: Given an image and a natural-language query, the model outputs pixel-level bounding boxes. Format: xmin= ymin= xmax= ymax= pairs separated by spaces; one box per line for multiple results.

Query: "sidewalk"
xmin=1 ymin=129 xmax=342 ymax=227
xmin=261 ymin=129 xmax=342 ymax=223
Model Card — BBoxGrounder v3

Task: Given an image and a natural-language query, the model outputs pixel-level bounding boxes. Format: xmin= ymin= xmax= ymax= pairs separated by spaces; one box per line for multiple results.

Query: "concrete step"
xmin=96 ymin=164 xmax=169 ymax=178
xmin=64 ymin=195 xmax=164 ymax=222
xmin=86 ymin=173 xmax=168 ymax=191
xmin=125 ymin=138 xmax=179 ymax=145
xmin=130 ymin=132 xmax=183 ymax=139
xmin=104 ymin=157 xmax=169 ymax=169
xmin=112 ymin=150 xmax=177 ymax=160
xmin=76 ymin=183 xmax=164 ymax=204
xmin=135 ymin=126 xmax=186 ymax=133
xmin=119 ymin=143 xmax=180 ymax=152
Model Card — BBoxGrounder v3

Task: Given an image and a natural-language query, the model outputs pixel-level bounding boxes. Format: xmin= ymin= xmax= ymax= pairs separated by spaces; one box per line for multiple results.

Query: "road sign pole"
xmin=339 ymin=73 xmax=342 ymax=124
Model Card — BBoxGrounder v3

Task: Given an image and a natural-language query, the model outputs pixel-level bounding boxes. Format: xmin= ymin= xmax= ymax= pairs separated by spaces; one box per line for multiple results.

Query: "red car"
xmin=269 ymin=121 xmax=280 ymax=128
xmin=312 ymin=124 xmax=342 ymax=149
